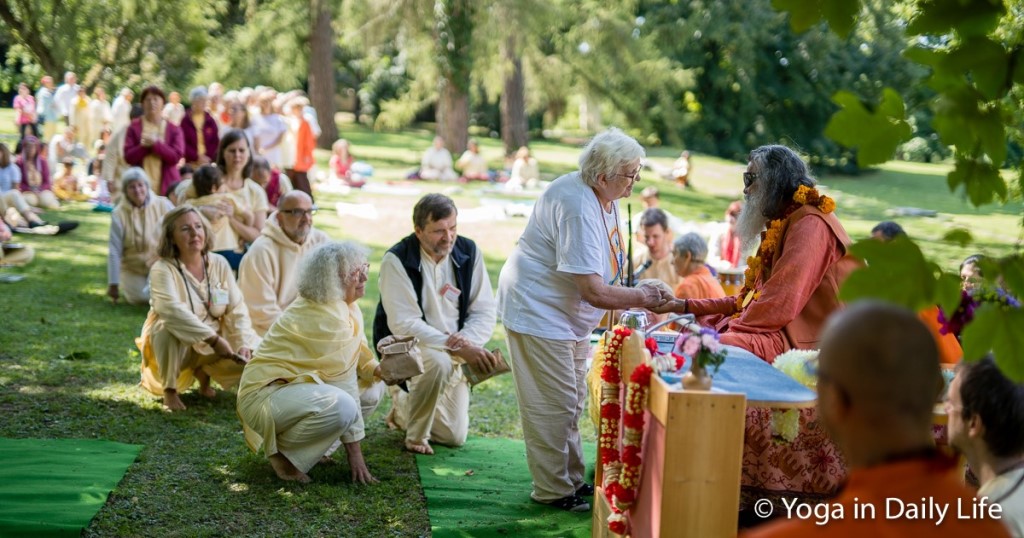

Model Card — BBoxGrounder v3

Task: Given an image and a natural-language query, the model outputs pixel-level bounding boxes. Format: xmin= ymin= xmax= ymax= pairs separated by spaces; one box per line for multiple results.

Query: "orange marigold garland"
xmin=734 ymin=185 xmax=835 ymax=316
xmin=598 ymin=325 xmax=655 ymax=535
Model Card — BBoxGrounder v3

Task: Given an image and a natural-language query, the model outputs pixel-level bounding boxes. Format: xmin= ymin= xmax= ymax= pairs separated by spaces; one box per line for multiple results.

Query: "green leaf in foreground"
xmin=840 ymin=236 xmax=945 ymax=312
xmin=941 ymin=228 xmax=973 ymax=247
xmin=947 ymin=157 xmax=1008 ymax=207
xmin=825 ymin=89 xmax=912 ymax=167
xmin=961 ymin=304 xmax=1024 ymax=382
xmin=771 ymin=0 xmax=860 ymax=38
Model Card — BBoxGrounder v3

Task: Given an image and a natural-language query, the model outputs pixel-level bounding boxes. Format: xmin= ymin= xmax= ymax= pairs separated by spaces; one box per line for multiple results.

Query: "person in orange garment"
xmin=654 ymin=145 xmax=859 ymax=362
xmin=871 ymin=220 xmax=962 ymax=365
xmin=284 ymin=97 xmax=316 ymax=201
xmin=671 ymin=232 xmax=726 ymax=300
xmin=743 ymin=301 xmax=1010 ymax=537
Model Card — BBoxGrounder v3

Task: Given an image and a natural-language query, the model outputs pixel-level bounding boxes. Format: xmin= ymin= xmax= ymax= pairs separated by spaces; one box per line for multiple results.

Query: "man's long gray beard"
xmin=736 ymin=189 xmax=770 ymax=253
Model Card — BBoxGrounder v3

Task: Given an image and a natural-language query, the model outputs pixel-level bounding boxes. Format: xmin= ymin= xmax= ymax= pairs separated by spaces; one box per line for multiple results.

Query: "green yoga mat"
xmin=417 ymin=436 xmax=596 ymax=538
xmin=0 ymin=438 xmax=143 ymax=537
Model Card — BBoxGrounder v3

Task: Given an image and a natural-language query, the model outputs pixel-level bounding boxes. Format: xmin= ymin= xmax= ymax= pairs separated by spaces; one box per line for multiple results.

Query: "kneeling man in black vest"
xmin=374 ymin=194 xmax=499 ymax=455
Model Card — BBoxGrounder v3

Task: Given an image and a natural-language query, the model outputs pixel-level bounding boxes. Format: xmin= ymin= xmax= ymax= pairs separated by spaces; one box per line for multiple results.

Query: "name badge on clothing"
xmin=439 ymin=283 xmax=461 ymax=303
xmin=211 ymin=288 xmax=230 ymax=306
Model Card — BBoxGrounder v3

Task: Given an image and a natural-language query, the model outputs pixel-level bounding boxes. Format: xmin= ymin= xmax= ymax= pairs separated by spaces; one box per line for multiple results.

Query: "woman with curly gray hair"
xmin=497 ymin=128 xmax=672 ymax=512
xmin=237 ymin=240 xmax=388 ymax=484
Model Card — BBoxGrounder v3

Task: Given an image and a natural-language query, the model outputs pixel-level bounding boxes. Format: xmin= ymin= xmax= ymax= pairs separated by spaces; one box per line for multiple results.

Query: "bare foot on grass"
xmin=163 ymin=389 xmax=186 ymax=411
xmin=195 ymin=369 xmax=216 ymax=399
xmin=269 ymin=454 xmax=311 ymax=483
xmin=385 ymin=408 xmax=399 ymax=430
xmin=405 ymin=439 xmax=434 ymax=455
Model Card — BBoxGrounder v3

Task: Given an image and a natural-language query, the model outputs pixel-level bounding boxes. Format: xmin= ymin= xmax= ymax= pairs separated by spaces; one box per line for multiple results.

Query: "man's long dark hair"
xmin=748 ymin=145 xmax=815 ymax=219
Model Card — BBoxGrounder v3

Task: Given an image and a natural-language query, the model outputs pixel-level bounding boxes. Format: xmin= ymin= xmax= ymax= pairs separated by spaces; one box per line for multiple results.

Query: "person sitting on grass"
xmin=16 ymin=136 xmax=60 ymax=210
xmin=328 ymin=139 xmax=367 ymax=189
xmin=456 ymin=139 xmax=491 ymax=182
xmin=137 ymin=205 xmax=260 ymax=411
xmin=190 ymin=164 xmax=254 ymax=260
xmin=237 ymin=241 xmax=389 ymax=484
xmin=375 ymin=194 xmax=499 ymax=456
xmin=238 ymin=190 xmax=329 ymax=336
xmin=415 ymin=136 xmax=457 ymax=182
xmin=250 ymin=156 xmax=292 ymax=209
xmin=52 ymin=157 xmax=90 ymax=202
xmin=107 ymin=168 xmax=174 ymax=305
xmin=0 ymin=218 xmax=34 ymax=267
xmin=0 ymin=142 xmax=48 ymax=229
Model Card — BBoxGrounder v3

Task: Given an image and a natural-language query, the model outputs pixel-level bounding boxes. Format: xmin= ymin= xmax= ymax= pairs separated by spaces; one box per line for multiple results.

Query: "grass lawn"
xmin=0 ymin=107 xmax=1021 ymax=536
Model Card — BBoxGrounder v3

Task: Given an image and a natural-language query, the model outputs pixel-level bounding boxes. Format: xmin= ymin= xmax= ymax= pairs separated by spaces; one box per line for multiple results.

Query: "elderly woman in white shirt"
xmin=237 ymin=241 xmax=387 ymax=484
xmin=497 ymin=128 xmax=671 ymax=512
xmin=107 ymin=168 xmax=174 ymax=305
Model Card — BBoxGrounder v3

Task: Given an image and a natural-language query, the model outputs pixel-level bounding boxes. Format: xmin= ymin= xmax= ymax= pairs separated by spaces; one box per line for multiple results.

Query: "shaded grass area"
xmin=0 ymin=110 xmax=1019 ymax=536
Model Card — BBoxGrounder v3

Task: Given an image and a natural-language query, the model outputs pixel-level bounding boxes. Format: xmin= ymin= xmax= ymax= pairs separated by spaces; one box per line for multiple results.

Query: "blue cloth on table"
xmin=660 ymin=344 xmax=816 ymax=405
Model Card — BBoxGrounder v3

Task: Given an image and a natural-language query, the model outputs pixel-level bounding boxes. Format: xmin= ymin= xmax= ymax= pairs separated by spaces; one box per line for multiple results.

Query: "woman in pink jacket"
xmin=124 ymin=86 xmax=184 ymax=196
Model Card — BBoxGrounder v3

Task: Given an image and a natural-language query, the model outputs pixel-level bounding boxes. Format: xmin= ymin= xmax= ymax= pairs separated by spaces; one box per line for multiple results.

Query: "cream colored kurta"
xmin=138 ymin=254 xmax=260 ymax=395
xmin=178 ymin=178 xmax=269 ymax=251
xmin=140 ymin=119 xmax=166 ymax=194
xmin=378 ymin=245 xmax=497 ymax=444
xmin=237 ymin=298 xmax=380 ymax=458
xmin=69 ymin=96 xmax=93 ymax=148
xmin=190 ymin=192 xmax=251 ymax=253
xmin=108 ymin=194 xmax=174 ymax=304
xmin=237 ymin=215 xmax=330 ymax=336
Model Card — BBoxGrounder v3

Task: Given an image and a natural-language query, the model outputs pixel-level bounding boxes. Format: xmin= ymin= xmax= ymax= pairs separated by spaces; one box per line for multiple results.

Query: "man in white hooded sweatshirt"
xmin=238 ymin=191 xmax=330 ymax=336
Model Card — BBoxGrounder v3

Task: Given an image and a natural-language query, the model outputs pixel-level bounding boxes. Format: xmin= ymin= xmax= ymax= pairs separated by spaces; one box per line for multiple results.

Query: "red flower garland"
xmin=597 ymin=325 xmax=655 ymax=534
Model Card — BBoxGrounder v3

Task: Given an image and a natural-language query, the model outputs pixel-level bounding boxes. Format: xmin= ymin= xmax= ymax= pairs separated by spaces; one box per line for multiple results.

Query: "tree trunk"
xmin=0 ymin=0 xmax=61 ymax=75
xmin=500 ymin=35 xmax=528 ymax=156
xmin=434 ymin=0 xmax=473 ymax=155
xmin=308 ymin=0 xmax=337 ymax=150
xmin=437 ymin=80 xmax=469 ymax=155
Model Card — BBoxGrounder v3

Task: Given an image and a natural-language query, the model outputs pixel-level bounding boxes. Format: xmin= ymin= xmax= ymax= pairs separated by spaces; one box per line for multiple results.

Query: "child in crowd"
xmin=52 ymin=158 xmax=89 ymax=202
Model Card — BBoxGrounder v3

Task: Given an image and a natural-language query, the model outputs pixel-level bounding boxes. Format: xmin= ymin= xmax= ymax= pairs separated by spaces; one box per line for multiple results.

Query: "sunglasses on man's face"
xmin=743 ymin=171 xmax=757 ymax=188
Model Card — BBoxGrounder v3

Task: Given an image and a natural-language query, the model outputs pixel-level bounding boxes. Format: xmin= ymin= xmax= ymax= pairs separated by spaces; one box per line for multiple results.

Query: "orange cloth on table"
xmin=674 ymin=265 xmax=727 ymax=300
xmin=688 ymin=205 xmax=860 ymax=362
xmin=293 ymin=119 xmax=315 ymax=173
xmin=743 ymin=453 xmax=1011 ymax=538
xmin=918 ymin=305 xmax=962 ymax=365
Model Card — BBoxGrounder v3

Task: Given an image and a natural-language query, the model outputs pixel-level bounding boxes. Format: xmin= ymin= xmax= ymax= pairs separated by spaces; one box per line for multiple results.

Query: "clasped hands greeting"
xmin=637 ymin=282 xmax=687 ymax=315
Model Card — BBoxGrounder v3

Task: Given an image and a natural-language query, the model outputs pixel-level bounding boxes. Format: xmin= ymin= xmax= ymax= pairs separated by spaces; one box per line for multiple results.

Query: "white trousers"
xmin=266 ymin=382 xmax=360 ymax=473
xmin=507 ymin=329 xmax=589 ymax=502
xmin=388 ymin=345 xmax=469 ymax=446
xmin=120 ymin=271 xmax=151 ymax=306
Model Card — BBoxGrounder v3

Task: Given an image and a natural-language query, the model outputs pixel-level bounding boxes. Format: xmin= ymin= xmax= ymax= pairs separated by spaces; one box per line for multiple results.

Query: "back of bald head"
xmin=279 ymin=190 xmax=312 ymax=209
xmin=818 ymin=301 xmax=942 ymax=423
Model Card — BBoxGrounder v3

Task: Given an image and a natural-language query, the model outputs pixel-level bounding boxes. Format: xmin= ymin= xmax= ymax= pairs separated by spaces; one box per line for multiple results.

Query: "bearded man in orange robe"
xmin=658 ymin=145 xmax=859 ymax=363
